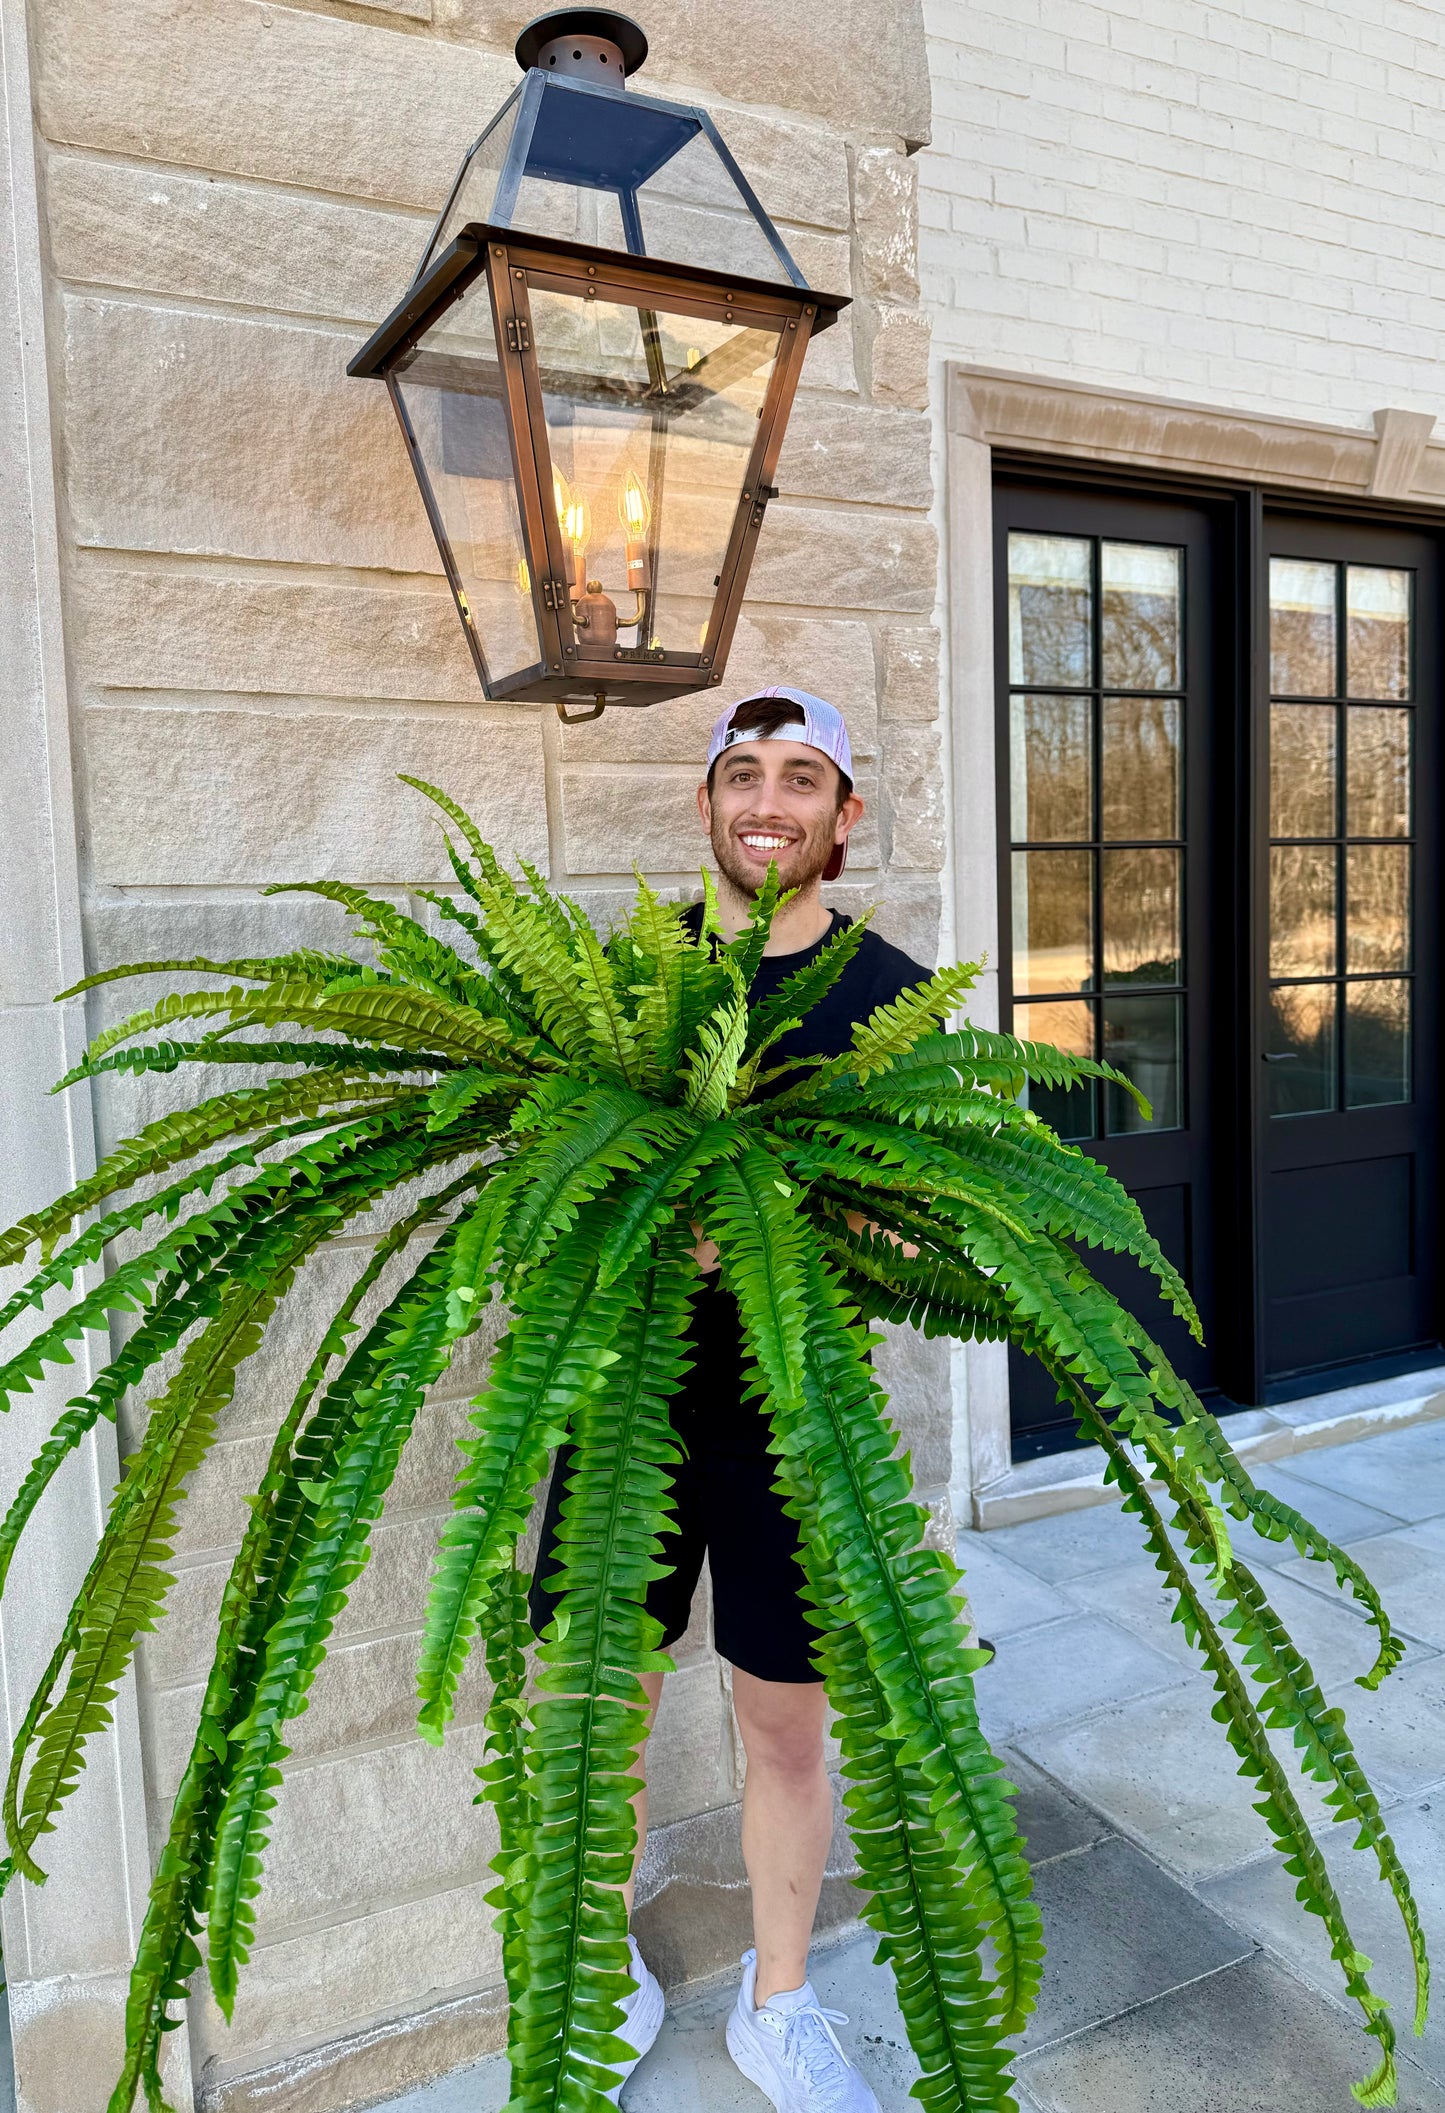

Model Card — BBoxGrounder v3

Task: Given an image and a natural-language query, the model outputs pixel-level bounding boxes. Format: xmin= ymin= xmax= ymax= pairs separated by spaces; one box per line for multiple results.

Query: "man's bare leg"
xmin=730 ymin=1669 xmax=833 ymax=2004
xmin=624 ymin=1667 xmax=666 ymax=1919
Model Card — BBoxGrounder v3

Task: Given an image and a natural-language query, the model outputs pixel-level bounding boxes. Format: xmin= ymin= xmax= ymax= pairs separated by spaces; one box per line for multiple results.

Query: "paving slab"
xmin=1279 ymin=1422 xmax=1445 ymax=1525
xmin=1226 ymin=1460 xmax=1407 ymax=1565
xmin=1326 ymin=1652 xmax=1445 ymax=1802
xmin=1064 ymin=1551 xmax=1432 ymax=1690
xmin=974 ymin=1614 xmax=1190 ymax=1743
xmin=984 ymin=1503 xmax=1153 ymax=1584
xmin=1002 ymin=1747 xmax=1115 ymax=1867
xmin=1017 ymin=1833 xmax=1251 ymax=2053
xmin=956 ymin=1530 xmax=1077 ymax=1637
xmin=1019 ymin=1677 xmax=1337 ymax=1882
xmin=1281 ymin=1521 xmax=1445 ymax=1652
xmin=1202 ymin=1790 xmax=1445 ymax=2086
xmin=1015 ymin=1951 xmax=1445 ymax=2113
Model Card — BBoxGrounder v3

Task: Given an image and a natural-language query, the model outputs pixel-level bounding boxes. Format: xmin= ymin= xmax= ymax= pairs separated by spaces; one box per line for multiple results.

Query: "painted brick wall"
xmin=920 ymin=0 xmax=1445 ymax=421
xmin=9 ymin=1 xmax=945 ymax=2108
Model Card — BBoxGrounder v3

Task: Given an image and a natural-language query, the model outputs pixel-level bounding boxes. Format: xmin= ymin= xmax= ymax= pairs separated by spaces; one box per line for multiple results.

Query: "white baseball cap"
xmin=705 ymin=688 xmax=855 ymax=880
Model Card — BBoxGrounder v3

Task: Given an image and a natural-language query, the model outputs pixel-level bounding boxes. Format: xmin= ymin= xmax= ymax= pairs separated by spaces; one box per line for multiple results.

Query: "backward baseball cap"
xmin=706 ymin=688 xmax=853 ymax=780
xmin=705 ymin=687 xmax=855 ymax=881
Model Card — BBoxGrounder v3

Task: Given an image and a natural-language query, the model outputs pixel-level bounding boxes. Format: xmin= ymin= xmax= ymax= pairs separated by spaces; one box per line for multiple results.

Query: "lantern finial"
xmin=514 ymin=8 xmax=649 ymax=81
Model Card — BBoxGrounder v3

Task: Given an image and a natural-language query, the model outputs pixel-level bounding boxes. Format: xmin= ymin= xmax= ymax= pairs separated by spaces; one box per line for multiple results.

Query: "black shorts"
xmin=527 ymin=1277 xmax=823 ymax=1685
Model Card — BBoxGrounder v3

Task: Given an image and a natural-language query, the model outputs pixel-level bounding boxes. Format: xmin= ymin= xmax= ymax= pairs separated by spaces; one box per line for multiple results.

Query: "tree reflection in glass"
xmin=1266 ymin=984 xmax=1336 ymax=1115
xmin=1270 ymin=846 xmax=1337 ymax=978
xmin=1008 ymin=533 xmax=1091 ymax=686
xmin=1016 ymin=997 xmax=1096 ymax=1140
xmin=1346 ymin=980 xmax=1411 ymax=1108
xmin=1270 ymin=557 xmax=1336 ymax=695
xmin=1347 ymin=708 xmax=1410 ymax=837
xmin=1010 ymin=693 xmax=1091 ymax=841
xmin=1101 ymin=542 xmax=1180 ymax=688
xmin=1346 ymin=845 xmax=1411 ymax=974
xmin=1011 ymin=849 xmax=1093 ymax=994
xmin=1347 ymin=566 xmax=1410 ymax=700
xmin=1102 ymin=848 xmax=1181 ymax=986
xmin=1101 ymin=696 xmax=1179 ymax=839
xmin=1270 ymin=704 xmax=1336 ymax=838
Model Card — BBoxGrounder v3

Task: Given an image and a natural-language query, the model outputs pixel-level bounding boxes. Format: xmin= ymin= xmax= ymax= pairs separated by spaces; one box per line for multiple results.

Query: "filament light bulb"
xmin=620 ymin=470 xmax=651 ymax=594
xmin=618 ymin=471 xmax=651 ymax=538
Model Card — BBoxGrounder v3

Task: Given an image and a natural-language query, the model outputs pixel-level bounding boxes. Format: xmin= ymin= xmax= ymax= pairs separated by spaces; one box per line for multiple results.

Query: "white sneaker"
xmin=725 ymin=1949 xmax=880 ymax=2112
xmin=605 ymin=1933 xmax=665 ymax=2104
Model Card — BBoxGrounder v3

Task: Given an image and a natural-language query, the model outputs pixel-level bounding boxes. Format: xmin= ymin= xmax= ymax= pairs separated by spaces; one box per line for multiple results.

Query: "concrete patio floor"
xmin=380 ymin=1410 xmax=1445 ymax=2113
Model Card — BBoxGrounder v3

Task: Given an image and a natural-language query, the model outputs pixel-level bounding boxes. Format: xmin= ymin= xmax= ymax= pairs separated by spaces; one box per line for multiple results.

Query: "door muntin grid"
xmin=1266 ymin=558 xmax=1415 ymax=1115
xmin=1006 ymin=530 xmax=1187 ymax=1143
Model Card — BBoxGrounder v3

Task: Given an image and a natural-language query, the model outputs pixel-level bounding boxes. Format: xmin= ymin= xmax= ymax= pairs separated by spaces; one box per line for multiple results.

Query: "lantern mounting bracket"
xmin=557 ymin=694 xmax=609 ymax=724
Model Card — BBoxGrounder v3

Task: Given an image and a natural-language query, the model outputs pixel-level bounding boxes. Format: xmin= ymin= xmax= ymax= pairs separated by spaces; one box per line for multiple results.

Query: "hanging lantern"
xmin=348 ymin=7 xmax=847 ymax=721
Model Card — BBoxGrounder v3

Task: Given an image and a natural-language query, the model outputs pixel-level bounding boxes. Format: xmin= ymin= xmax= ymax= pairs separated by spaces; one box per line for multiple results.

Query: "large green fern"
xmin=0 ymin=778 xmax=1426 ymax=2111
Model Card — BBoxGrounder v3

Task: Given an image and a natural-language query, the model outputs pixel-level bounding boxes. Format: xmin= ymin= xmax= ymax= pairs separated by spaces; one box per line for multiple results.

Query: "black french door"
xmin=994 ymin=478 xmax=1444 ymax=1456
xmin=1259 ymin=515 xmax=1440 ymax=1378
xmin=995 ymin=482 xmax=1234 ymax=1454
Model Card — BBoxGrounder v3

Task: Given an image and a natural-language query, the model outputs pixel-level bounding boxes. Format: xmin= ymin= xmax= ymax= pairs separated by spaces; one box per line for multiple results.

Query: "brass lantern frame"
xmin=349 ymin=225 xmax=847 ymax=717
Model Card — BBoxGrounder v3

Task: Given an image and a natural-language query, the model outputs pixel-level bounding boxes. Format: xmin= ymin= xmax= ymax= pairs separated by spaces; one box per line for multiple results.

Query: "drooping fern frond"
xmin=0 ymin=778 xmax=1423 ymax=2113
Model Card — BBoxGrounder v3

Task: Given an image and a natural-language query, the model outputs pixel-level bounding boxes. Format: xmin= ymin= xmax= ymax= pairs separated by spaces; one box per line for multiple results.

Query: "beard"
xmin=709 ymin=805 xmax=840 ymax=900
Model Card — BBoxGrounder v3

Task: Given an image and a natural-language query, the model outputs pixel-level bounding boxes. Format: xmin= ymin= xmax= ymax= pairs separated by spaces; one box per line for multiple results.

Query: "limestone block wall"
xmin=3 ymin=0 xmax=943 ymax=2106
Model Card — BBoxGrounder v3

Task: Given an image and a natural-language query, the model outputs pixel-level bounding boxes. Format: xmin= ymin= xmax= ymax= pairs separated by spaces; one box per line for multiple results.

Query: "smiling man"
xmin=531 ymin=688 xmax=936 ymax=2111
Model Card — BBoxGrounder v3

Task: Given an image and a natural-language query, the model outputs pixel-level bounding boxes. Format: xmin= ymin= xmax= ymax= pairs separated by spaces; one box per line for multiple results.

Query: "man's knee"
xmin=732 ymin=1672 xmax=828 ymax=1779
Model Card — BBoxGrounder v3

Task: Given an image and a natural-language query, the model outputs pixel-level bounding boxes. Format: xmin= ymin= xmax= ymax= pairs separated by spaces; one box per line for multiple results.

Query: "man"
xmin=531 ymin=689 xmax=969 ymax=2111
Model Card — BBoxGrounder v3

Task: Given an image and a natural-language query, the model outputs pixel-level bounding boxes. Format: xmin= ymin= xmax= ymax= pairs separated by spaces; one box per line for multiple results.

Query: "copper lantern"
xmin=348 ymin=8 xmax=848 ymax=721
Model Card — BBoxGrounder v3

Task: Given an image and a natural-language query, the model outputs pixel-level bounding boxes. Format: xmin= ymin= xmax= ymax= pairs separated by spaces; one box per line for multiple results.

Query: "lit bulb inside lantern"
xmin=517 ymin=557 xmax=530 ymax=595
xmin=553 ymin=469 xmax=590 ymax=595
xmin=619 ymin=470 xmax=651 ymax=592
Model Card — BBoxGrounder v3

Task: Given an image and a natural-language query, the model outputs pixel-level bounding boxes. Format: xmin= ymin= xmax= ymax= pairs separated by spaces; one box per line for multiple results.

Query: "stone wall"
xmin=0 ymin=0 xmax=942 ymax=2107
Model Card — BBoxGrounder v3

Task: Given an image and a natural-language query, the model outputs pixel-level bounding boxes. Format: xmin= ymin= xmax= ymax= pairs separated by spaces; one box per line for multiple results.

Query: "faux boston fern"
xmin=0 ymin=776 xmax=1428 ymax=2113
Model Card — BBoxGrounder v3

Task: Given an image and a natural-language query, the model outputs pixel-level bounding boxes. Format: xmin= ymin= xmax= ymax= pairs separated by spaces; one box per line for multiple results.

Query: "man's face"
xmin=697 ymin=738 xmax=863 ymax=897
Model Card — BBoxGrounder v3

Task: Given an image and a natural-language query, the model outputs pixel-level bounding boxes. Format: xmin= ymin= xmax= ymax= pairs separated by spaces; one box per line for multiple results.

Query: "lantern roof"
xmin=390 ymin=8 xmax=811 ymax=300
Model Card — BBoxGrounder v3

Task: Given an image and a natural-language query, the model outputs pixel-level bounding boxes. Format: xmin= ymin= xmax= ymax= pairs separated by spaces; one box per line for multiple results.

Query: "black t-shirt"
xmin=677 ymin=897 xmax=929 ymax=1380
xmin=680 ymin=901 xmax=930 ymax=1081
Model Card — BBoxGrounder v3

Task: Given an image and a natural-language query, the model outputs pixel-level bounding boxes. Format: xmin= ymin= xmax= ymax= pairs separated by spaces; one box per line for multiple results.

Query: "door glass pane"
xmin=1266 ymin=983 xmax=1337 ymax=1115
xmin=1345 ymin=981 xmax=1411 ymax=1108
xmin=1102 ymin=848 xmax=1181 ymax=986
xmin=1103 ymin=994 xmax=1182 ymax=1133
xmin=1008 ymin=533 xmax=1092 ymax=686
xmin=1016 ymin=997 xmax=1096 ymax=1141
xmin=1270 ymin=705 xmax=1336 ymax=838
xmin=1101 ymin=697 xmax=1180 ymax=840
xmin=1011 ymin=850 xmax=1093 ymax=994
xmin=1347 ymin=566 xmax=1410 ymax=699
xmin=1100 ymin=542 xmax=1181 ymax=688
xmin=1269 ymin=845 xmax=1337 ymax=976
xmin=1346 ymin=845 xmax=1410 ymax=973
xmin=1270 ymin=557 xmax=1337 ymax=696
xmin=1347 ymin=708 xmax=1410 ymax=837
xmin=1010 ymin=693 xmax=1091 ymax=841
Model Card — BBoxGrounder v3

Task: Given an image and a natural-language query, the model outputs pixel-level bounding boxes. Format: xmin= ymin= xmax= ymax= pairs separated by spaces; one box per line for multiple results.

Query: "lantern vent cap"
xmin=515 ymin=9 xmax=648 ymax=79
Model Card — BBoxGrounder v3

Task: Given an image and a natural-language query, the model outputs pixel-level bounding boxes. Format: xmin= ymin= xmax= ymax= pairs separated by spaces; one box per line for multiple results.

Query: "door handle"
xmin=1261 ymin=1052 xmax=1299 ymax=1063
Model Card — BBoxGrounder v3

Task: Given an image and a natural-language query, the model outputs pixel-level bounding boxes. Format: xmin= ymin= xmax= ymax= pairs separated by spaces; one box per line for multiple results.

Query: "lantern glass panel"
xmin=393 ymin=300 xmax=541 ymax=688
xmin=529 ymin=286 xmax=782 ymax=658
xmin=634 ymin=131 xmax=796 ymax=281
xmin=433 ymin=93 xmax=526 ymax=257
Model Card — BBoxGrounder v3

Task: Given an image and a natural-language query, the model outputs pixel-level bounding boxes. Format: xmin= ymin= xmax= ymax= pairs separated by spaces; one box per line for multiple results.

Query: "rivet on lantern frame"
xmin=348 ymin=8 xmax=848 ymax=722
